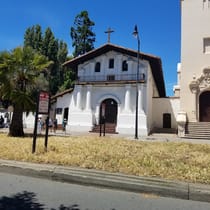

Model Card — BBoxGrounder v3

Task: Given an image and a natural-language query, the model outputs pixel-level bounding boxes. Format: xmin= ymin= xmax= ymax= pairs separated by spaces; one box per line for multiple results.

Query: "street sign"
xmin=32 ymin=91 xmax=50 ymax=153
xmin=38 ymin=92 xmax=50 ymax=114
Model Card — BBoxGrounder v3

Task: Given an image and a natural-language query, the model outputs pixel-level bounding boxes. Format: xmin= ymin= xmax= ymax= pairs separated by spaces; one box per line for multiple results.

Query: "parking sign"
xmin=38 ymin=92 xmax=50 ymax=114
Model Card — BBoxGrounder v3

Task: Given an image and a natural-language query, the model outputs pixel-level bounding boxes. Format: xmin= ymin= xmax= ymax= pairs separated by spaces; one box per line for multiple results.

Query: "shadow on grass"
xmin=23 ymin=133 xmax=70 ymax=138
xmin=0 ymin=191 xmax=80 ymax=210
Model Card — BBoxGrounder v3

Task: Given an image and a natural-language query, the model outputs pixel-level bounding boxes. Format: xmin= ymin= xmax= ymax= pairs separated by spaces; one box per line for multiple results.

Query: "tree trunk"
xmin=9 ymin=105 xmax=24 ymax=137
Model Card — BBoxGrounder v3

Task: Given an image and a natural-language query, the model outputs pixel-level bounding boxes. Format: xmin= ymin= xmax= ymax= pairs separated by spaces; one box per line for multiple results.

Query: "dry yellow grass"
xmin=0 ymin=133 xmax=210 ymax=184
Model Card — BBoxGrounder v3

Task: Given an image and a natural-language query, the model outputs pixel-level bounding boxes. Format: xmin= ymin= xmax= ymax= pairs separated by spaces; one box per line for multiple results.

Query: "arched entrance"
xmin=100 ymin=98 xmax=118 ymax=124
xmin=199 ymin=91 xmax=210 ymax=122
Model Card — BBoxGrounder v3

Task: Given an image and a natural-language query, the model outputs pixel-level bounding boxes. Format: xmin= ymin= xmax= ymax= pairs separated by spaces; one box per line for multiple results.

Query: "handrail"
xmin=77 ymin=73 xmax=146 ymax=82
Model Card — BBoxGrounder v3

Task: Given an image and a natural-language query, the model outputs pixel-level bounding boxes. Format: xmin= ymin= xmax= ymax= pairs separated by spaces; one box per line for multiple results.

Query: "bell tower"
xmin=177 ymin=0 xmax=210 ymax=136
xmin=179 ymin=0 xmax=210 ymax=120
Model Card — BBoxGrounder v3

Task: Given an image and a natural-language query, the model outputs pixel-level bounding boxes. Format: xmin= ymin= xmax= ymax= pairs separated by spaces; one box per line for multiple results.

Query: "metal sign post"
xmin=100 ymin=103 xmax=106 ymax=137
xmin=32 ymin=91 xmax=50 ymax=153
xmin=32 ymin=96 xmax=39 ymax=153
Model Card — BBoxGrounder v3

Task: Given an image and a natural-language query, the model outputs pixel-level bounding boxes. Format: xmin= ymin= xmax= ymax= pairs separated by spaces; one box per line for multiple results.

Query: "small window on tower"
xmin=203 ymin=38 xmax=210 ymax=54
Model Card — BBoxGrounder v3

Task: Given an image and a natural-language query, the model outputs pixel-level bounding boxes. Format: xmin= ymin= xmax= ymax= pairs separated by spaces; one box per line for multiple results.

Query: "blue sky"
xmin=0 ymin=0 xmax=181 ymax=96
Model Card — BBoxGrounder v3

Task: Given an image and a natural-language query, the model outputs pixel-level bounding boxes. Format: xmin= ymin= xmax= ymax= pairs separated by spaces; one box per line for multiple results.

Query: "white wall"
xmin=23 ymin=112 xmax=35 ymax=128
xmin=146 ymin=64 xmax=155 ymax=133
xmin=55 ymin=92 xmax=72 ymax=125
xmin=78 ymin=51 xmax=149 ymax=82
xmin=152 ymin=97 xmax=180 ymax=130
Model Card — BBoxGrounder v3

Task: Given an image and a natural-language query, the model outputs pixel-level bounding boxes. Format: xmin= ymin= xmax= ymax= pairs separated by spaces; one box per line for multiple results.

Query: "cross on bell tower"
xmin=105 ymin=27 xmax=114 ymax=43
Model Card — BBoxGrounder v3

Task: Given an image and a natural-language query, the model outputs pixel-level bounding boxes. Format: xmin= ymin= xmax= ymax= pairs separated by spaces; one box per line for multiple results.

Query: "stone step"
xmin=184 ymin=134 xmax=210 ymax=139
xmin=91 ymin=123 xmax=118 ymax=134
xmin=153 ymin=128 xmax=177 ymax=134
xmin=185 ymin=122 xmax=210 ymax=139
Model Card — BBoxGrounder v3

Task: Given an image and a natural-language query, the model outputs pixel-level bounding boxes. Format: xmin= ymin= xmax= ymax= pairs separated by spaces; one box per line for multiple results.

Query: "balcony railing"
xmin=77 ymin=73 xmax=146 ymax=83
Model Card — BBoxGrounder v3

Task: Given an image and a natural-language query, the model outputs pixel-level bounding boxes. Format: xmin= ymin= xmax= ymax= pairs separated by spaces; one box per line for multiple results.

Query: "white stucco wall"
xmin=146 ymin=63 xmax=158 ymax=133
xmin=65 ymin=50 xmax=152 ymax=135
xmin=152 ymin=97 xmax=180 ymax=130
xmin=23 ymin=112 xmax=35 ymax=128
xmin=78 ymin=51 xmax=149 ymax=82
xmin=55 ymin=92 xmax=72 ymax=125
xmin=66 ymin=83 xmax=149 ymax=134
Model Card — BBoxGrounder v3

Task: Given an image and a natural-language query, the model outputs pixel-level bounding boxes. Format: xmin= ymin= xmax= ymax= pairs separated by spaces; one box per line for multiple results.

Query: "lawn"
xmin=0 ymin=133 xmax=210 ymax=184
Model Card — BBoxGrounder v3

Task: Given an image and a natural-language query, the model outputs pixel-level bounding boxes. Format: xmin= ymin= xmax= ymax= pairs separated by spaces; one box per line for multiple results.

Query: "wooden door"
xmin=163 ymin=113 xmax=171 ymax=128
xmin=200 ymin=91 xmax=210 ymax=122
xmin=100 ymin=99 xmax=117 ymax=124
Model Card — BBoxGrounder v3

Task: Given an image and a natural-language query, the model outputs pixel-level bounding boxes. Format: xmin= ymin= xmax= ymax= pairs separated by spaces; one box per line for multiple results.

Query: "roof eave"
xmin=63 ymin=43 xmax=166 ymax=97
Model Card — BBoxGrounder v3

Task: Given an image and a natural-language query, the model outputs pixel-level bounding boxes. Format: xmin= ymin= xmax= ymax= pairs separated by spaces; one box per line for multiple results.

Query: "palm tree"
xmin=0 ymin=46 xmax=53 ymax=137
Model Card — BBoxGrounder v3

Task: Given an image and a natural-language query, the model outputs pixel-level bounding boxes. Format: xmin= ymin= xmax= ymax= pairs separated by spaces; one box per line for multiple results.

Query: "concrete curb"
xmin=0 ymin=159 xmax=210 ymax=203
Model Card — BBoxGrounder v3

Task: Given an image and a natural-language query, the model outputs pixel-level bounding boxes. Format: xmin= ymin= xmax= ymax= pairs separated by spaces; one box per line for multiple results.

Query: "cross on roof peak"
xmin=104 ymin=27 xmax=114 ymax=43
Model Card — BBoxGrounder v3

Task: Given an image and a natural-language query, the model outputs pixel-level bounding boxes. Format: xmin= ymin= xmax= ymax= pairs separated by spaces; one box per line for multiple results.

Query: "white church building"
xmin=52 ymin=43 xmax=179 ymax=136
xmin=23 ymin=0 xmax=210 ymax=138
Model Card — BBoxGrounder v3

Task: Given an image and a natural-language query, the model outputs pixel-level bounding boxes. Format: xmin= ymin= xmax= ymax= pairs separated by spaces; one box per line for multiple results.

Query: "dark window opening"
xmin=122 ymin=60 xmax=128 ymax=71
xmin=109 ymin=59 xmax=114 ymax=69
xmin=140 ymin=73 xmax=145 ymax=80
xmin=107 ymin=75 xmax=115 ymax=81
xmin=63 ymin=107 xmax=69 ymax=121
xmin=95 ymin=62 xmax=101 ymax=72
xmin=56 ymin=108 xmax=62 ymax=114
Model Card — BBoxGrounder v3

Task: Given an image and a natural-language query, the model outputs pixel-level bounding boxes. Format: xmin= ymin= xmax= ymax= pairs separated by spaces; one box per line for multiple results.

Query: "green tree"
xmin=57 ymin=40 xmax=68 ymax=87
xmin=42 ymin=28 xmax=59 ymax=94
xmin=0 ymin=47 xmax=52 ymax=137
xmin=24 ymin=25 xmax=43 ymax=51
xmin=70 ymin=10 xmax=96 ymax=57
xmin=24 ymin=25 xmax=69 ymax=95
xmin=41 ymin=28 xmax=58 ymax=61
xmin=59 ymin=67 xmax=75 ymax=92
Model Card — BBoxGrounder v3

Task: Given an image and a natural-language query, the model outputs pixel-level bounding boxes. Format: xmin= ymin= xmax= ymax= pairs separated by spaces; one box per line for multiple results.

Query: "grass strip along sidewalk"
xmin=0 ymin=133 xmax=210 ymax=185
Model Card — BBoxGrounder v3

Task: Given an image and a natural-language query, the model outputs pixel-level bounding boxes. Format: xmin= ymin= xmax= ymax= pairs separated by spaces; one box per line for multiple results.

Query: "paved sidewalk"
xmin=2 ymin=127 xmax=210 ymax=144
xmin=0 ymin=159 xmax=210 ymax=203
xmin=1 ymin=129 xmax=210 ymax=203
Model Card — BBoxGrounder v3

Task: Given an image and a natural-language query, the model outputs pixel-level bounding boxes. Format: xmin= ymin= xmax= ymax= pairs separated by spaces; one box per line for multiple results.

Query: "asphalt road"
xmin=0 ymin=172 xmax=210 ymax=210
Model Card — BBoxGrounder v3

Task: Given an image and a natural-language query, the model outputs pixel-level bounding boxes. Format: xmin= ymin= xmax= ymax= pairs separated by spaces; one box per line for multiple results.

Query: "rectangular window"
xmin=107 ymin=75 xmax=115 ymax=81
xmin=122 ymin=60 xmax=128 ymax=71
xmin=95 ymin=62 xmax=101 ymax=72
xmin=56 ymin=108 xmax=62 ymax=114
xmin=204 ymin=38 xmax=210 ymax=53
xmin=109 ymin=59 xmax=114 ymax=69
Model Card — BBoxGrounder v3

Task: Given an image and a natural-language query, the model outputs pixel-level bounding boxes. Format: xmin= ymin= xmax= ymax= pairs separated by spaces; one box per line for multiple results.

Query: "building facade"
xmin=54 ymin=43 xmax=170 ymax=136
xmin=25 ymin=0 xmax=210 ymax=138
xmin=176 ymin=0 xmax=210 ymax=136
